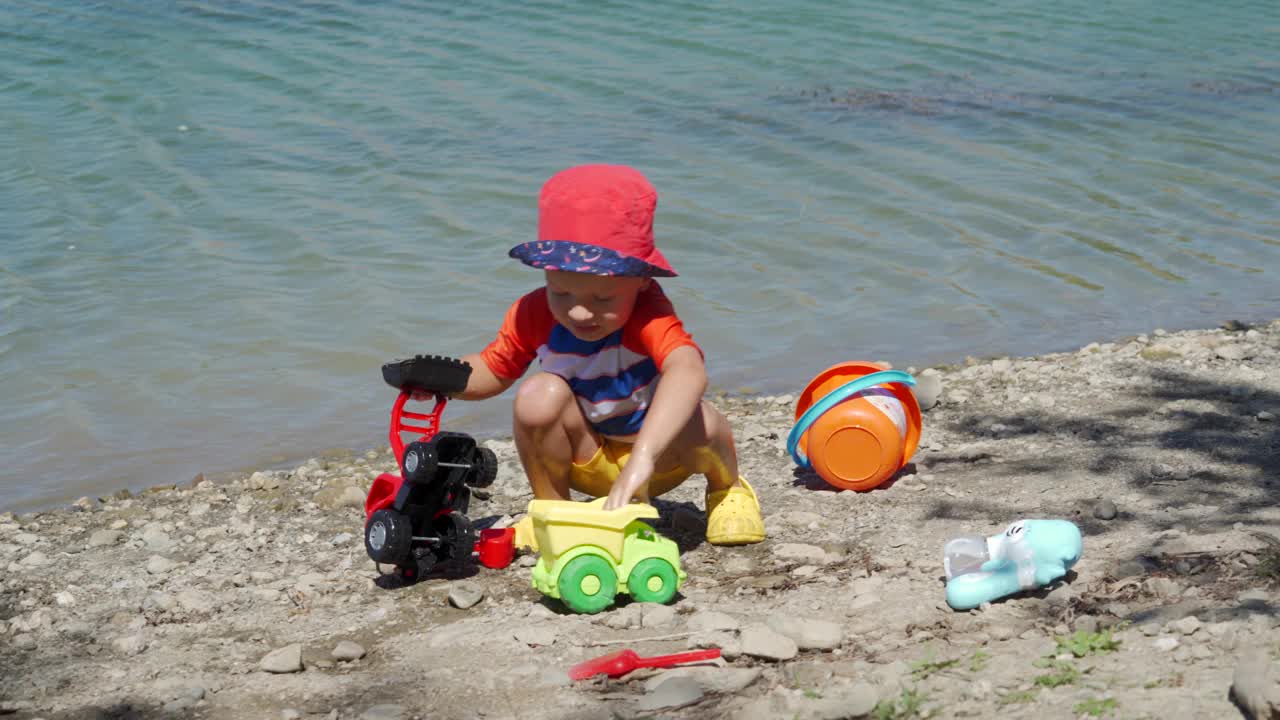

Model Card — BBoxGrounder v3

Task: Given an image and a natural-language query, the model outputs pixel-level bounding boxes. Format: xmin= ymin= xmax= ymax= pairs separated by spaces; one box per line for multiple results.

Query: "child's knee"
xmin=513 ymin=372 xmax=574 ymax=430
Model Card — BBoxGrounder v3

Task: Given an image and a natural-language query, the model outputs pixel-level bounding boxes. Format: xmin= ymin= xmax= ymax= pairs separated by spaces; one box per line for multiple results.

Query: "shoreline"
xmin=7 ymin=311 xmax=1276 ymax=517
xmin=2 ymin=317 xmax=1278 ymax=719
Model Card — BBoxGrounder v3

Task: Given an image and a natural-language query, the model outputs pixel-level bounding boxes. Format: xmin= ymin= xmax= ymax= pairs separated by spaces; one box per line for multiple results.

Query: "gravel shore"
xmin=3 ymin=320 xmax=1279 ymax=720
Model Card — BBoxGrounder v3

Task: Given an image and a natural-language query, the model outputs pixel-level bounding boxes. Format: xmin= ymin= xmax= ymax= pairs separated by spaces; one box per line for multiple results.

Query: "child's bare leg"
xmin=665 ymin=399 xmax=764 ymax=545
xmin=512 ymin=372 xmax=600 ymax=500
xmin=665 ymin=400 xmax=742 ymax=492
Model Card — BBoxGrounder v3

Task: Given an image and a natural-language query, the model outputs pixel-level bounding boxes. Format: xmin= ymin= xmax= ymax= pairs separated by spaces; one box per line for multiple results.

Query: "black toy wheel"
xmin=469 ymin=446 xmax=498 ymax=488
xmin=434 ymin=511 xmax=475 ymax=561
xmin=382 ymin=355 xmax=472 ymax=395
xmin=402 ymin=441 xmax=438 ymax=484
xmin=396 ymin=548 xmax=437 ymax=584
xmin=365 ymin=509 xmax=412 ymax=564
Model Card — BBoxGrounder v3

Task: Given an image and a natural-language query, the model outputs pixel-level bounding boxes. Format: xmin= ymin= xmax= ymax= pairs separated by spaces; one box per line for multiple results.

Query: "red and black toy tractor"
xmin=363 ymin=355 xmax=498 ymax=583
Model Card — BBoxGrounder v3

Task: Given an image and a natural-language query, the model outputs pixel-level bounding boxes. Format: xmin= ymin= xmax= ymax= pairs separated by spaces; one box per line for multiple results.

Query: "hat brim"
xmin=509 ymin=241 xmax=676 ymax=277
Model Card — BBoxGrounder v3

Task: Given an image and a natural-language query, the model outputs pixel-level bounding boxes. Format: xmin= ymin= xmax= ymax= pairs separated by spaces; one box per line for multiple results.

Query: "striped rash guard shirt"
xmin=480 ymin=282 xmax=701 ymax=438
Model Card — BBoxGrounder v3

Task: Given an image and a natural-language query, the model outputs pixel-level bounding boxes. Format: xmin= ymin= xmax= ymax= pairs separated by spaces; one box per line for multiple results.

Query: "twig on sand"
xmin=1249 ymin=531 xmax=1280 ymax=548
xmin=586 ymin=631 xmax=706 ymax=647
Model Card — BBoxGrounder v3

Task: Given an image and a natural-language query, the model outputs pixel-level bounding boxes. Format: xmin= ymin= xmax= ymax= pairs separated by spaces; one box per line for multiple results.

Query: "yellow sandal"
xmin=705 ymin=477 xmax=766 ymax=546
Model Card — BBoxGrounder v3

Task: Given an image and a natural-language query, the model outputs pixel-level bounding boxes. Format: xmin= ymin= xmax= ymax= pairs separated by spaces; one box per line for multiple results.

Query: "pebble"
xmin=1147 ymin=577 xmax=1183 ymax=599
xmin=1153 ymin=636 xmax=1180 ymax=652
xmin=637 ymin=676 xmax=704 ymax=711
xmin=176 ymin=590 xmax=215 ymax=613
xmin=526 ymin=604 xmax=557 ymax=620
xmin=359 ymin=705 xmax=407 ymax=720
xmin=1170 ymin=616 xmax=1202 ymax=636
xmin=112 ymin=634 xmax=147 ymax=656
xmin=146 ymin=592 xmax=177 ymax=612
xmin=332 ymin=640 xmax=366 ymax=661
xmin=600 ymin=604 xmax=642 ymax=629
xmin=1093 ymin=500 xmax=1118 ymax=520
xmin=163 ymin=696 xmax=199 ymax=713
xmin=639 ymin=602 xmax=677 ymax=628
xmin=146 ymin=555 xmax=179 ymax=575
xmin=141 ymin=527 xmax=174 ymax=551
xmin=688 ymin=610 xmax=740 ymax=633
xmin=1259 ymin=411 xmax=1276 ymax=422
xmin=644 ymin=667 xmax=761 ymax=695
xmin=912 ymin=372 xmax=943 ymax=411
xmin=447 ymin=582 xmax=484 ymax=609
xmin=801 ymin=682 xmax=880 ymax=719
xmin=740 ymin=624 xmax=798 ymax=661
xmin=766 ymin=614 xmax=844 ymax=650
xmin=88 ymin=529 xmax=123 ymax=547
xmin=260 ymin=644 xmax=304 ymax=673
xmin=248 ymin=471 xmax=280 ymax=490
xmin=20 ymin=551 xmax=50 ymax=567
xmin=771 ymin=543 xmax=829 ymax=564
xmin=338 ymin=486 xmax=366 ymax=507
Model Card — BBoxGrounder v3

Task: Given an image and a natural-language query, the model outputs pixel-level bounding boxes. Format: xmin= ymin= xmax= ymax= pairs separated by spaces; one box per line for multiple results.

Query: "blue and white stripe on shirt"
xmin=536 ymin=325 xmax=659 ymax=437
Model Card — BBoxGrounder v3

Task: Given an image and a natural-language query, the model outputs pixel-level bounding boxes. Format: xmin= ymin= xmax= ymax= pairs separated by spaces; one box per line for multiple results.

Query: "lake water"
xmin=2 ymin=0 xmax=1278 ymax=511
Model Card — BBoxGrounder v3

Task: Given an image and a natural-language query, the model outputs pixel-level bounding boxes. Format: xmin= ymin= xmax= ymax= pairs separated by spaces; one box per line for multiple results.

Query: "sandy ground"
xmin=3 ymin=320 xmax=1279 ymax=720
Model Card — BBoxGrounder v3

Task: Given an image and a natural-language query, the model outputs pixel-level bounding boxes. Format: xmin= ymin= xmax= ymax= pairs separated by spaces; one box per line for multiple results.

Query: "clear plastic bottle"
xmin=943 ymin=535 xmax=991 ymax=580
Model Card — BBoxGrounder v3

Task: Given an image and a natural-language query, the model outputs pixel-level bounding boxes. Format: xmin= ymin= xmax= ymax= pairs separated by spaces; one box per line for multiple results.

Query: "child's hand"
xmin=603 ymin=452 xmax=655 ymax=510
xmin=408 ymin=389 xmax=434 ymax=402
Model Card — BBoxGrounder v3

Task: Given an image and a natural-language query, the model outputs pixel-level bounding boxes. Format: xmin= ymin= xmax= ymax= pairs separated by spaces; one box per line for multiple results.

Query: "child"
xmin=449 ymin=164 xmax=765 ymax=549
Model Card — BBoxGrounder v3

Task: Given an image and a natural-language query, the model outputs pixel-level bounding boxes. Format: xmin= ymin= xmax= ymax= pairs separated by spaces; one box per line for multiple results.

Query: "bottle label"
xmin=858 ymin=387 xmax=907 ymax=439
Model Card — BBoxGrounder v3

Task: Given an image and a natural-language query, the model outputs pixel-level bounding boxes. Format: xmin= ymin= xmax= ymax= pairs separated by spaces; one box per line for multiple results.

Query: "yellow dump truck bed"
xmin=527 ymin=497 xmax=659 ymax=565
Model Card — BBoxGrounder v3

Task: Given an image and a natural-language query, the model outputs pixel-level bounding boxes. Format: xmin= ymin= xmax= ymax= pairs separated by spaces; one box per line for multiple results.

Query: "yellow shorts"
xmin=569 ymin=440 xmax=693 ymax=499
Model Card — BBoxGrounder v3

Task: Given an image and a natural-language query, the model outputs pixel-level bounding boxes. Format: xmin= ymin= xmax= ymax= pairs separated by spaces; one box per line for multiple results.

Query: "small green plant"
xmin=910 ymin=653 xmax=958 ymax=680
xmin=873 ymin=686 xmax=929 ymax=720
xmin=1055 ymin=629 xmax=1121 ymax=658
xmin=802 ymin=688 xmax=823 ymax=700
xmin=968 ymin=650 xmax=991 ymax=672
xmin=996 ymin=689 xmax=1039 ymax=705
xmin=1034 ymin=660 xmax=1081 ymax=688
xmin=1074 ymin=697 xmax=1118 ymax=717
xmin=1255 ymin=547 xmax=1280 ymax=584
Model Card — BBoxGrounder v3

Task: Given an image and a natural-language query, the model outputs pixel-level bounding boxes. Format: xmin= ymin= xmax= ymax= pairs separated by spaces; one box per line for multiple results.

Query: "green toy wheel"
xmin=557 ymin=554 xmax=618 ymax=614
xmin=626 ymin=557 xmax=679 ymax=604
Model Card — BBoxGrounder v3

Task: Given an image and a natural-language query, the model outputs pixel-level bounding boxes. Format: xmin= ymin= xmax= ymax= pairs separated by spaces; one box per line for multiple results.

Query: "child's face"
xmin=545 ymin=269 xmax=650 ymax=342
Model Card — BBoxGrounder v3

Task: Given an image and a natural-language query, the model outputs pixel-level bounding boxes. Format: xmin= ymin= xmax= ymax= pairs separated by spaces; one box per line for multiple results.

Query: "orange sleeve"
xmin=480 ymin=289 xmax=554 ymax=380
xmin=623 ymin=282 xmax=702 ymax=371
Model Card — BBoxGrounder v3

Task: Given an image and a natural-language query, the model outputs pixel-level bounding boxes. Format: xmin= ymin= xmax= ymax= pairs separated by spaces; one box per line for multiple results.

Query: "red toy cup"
xmin=476 ymin=527 xmax=516 ymax=569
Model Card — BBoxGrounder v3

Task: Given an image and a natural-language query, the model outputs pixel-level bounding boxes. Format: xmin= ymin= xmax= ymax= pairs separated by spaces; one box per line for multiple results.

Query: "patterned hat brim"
xmin=509 ymin=241 xmax=676 ymax=277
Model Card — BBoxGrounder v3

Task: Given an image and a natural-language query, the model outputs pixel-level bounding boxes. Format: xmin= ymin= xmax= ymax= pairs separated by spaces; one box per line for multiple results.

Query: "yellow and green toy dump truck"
xmin=528 ymin=497 xmax=686 ymax=614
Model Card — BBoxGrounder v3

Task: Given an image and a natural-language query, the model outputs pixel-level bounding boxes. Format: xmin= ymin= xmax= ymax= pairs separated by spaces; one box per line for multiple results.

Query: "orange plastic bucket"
xmin=788 ymin=362 xmax=922 ymax=491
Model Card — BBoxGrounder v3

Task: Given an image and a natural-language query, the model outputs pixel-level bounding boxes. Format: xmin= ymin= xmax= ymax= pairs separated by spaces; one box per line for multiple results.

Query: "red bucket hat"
xmin=509 ymin=164 xmax=677 ymax=277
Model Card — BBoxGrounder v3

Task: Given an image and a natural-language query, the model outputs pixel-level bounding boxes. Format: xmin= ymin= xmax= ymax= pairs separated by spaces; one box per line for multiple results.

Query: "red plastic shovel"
xmin=568 ymin=648 xmax=723 ymax=681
